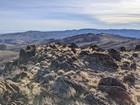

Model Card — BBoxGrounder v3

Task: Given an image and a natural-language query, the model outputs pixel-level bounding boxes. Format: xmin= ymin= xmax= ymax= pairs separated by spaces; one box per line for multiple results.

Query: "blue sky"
xmin=0 ymin=0 xmax=140 ymax=33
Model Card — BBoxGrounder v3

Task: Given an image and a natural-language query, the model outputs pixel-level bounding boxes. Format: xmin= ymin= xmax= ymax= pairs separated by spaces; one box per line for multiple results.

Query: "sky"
xmin=0 ymin=0 xmax=140 ymax=33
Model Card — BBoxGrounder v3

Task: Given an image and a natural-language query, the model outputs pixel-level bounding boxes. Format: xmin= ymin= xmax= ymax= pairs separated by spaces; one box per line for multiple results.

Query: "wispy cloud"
xmin=0 ymin=0 xmax=140 ymax=33
xmin=83 ymin=0 xmax=140 ymax=23
xmin=0 ymin=18 xmax=102 ymax=31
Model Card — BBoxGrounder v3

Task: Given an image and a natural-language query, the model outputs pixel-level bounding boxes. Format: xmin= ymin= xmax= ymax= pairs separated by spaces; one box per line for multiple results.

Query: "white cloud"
xmin=0 ymin=19 xmax=99 ymax=32
xmin=96 ymin=16 xmax=140 ymax=23
xmin=0 ymin=0 xmax=140 ymax=32
xmin=83 ymin=0 xmax=140 ymax=23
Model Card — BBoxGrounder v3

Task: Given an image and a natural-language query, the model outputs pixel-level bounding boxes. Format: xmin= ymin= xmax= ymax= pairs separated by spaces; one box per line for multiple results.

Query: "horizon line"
xmin=1 ymin=28 xmax=140 ymax=34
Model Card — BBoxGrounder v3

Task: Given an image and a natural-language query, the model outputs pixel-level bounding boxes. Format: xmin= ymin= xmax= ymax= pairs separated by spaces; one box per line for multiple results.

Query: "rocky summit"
xmin=0 ymin=42 xmax=140 ymax=105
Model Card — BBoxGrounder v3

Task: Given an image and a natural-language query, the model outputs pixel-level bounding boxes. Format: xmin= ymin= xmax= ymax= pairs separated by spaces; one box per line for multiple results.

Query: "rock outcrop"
xmin=123 ymin=74 xmax=136 ymax=85
xmin=99 ymin=86 xmax=134 ymax=105
xmin=108 ymin=48 xmax=121 ymax=61
xmin=0 ymin=42 xmax=139 ymax=105
xmin=135 ymin=45 xmax=140 ymax=51
xmin=98 ymin=77 xmax=135 ymax=105
xmin=19 ymin=45 xmax=36 ymax=63
xmin=120 ymin=46 xmax=127 ymax=52
xmin=84 ymin=53 xmax=118 ymax=71
xmin=98 ymin=77 xmax=127 ymax=90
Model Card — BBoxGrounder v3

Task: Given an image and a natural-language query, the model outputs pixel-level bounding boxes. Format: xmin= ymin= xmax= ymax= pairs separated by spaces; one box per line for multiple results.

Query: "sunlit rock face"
xmin=0 ymin=43 xmax=140 ymax=105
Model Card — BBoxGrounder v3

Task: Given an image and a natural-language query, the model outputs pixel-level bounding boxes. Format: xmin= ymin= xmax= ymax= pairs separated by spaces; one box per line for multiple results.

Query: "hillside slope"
xmin=0 ymin=29 xmax=140 ymax=44
xmin=0 ymin=43 xmax=140 ymax=105
xmin=60 ymin=33 xmax=140 ymax=49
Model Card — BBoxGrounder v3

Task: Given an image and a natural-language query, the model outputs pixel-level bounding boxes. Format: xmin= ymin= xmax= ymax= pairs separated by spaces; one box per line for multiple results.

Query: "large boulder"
xmin=26 ymin=45 xmax=36 ymax=56
xmin=35 ymin=69 xmax=51 ymax=82
xmin=52 ymin=77 xmax=76 ymax=98
xmin=85 ymin=53 xmax=118 ymax=71
xmin=19 ymin=45 xmax=36 ymax=63
xmin=108 ymin=49 xmax=121 ymax=61
xmin=121 ymin=61 xmax=131 ymax=70
xmin=99 ymin=86 xmax=134 ymax=105
xmin=89 ymin=44 xmax=98 ymax=50
xmin=123 ymin=74 xmax=136 ymax=85
xmin=132 ymin=53 xmax=139 ymax=57
xmin=19 ymin=49 xmax=26 ymax=58
xmin=130 ymin=63 xmax=137 ymax=70
xmin=135 ymin=45 xmax=140 ymax=51
xmin=97 ymin=77 xmax=135 ymax=104
xmin=67 ymin=43 xmax=78 ymax=49
xmin=120 ymin=46 xmax=127 ymax=52
xmin=79 ymin=50 xmax=89 ymax=56
xmin=98 ymin=77 xmax=127 ymax=90
xmin=121 ymin=61 xmax=137 ymax=71
xmin=52 ymin=77 xmax=85 ymax=98
xmin=50 ymin=54 xmax=78 ymax=71
xmin=89 ymin=44 xmax=104 ymax=52
xmin=84 ymin=93 xmax=108 ymax=105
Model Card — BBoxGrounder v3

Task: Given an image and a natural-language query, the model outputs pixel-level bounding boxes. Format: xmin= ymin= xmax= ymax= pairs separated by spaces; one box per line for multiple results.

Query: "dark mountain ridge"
xmin=0 ymin=29 xmax=140 ymax=44
xmin=60 ymin=33 xmax=140 ymax=49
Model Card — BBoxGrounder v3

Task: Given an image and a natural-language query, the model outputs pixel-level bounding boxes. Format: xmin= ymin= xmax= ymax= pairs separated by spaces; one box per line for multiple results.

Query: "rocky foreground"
xmin=0 ymin=43 xmax=140 ymax=105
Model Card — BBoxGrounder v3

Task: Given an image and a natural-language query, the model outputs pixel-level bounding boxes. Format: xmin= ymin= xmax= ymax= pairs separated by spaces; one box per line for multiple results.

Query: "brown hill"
xmin=60 ymin=33 xmax=140 ymax=49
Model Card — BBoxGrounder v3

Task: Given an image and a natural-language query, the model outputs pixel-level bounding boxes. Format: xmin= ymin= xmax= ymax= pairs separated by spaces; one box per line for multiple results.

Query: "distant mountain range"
xmin=0 ymin=29 xmax=140 ymax=44
xmin=0 ymin=29 xmax=140 ymax=64
xmin=60 ymin=33 xmax=140 ymax=49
